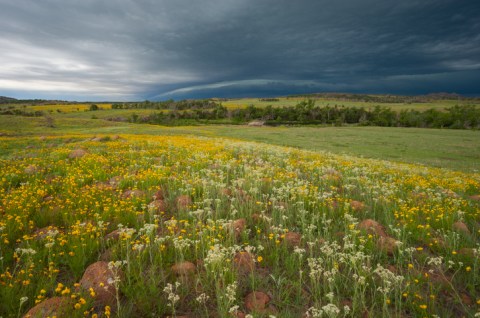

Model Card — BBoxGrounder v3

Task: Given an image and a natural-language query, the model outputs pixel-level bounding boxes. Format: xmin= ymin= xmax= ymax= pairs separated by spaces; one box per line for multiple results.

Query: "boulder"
xmin=23 ymin=297 xmax=71 ymax=318
xmin=357 ymin=219 xmax=388 ymax=237
xmin=68 ymin=149 xmax=87 ymax=159
xmin=284 ymin=232 xmax=302 ymax=247
xmin=234 ymin=252 xmax=255 ymax=273
xmin=453 ymin=221 xmax=470 ymax=236
xmin=148 ymin=199 xmax=167 ymax=213
xmin=350 ymin=200 xmax=365 ymax=212
xmin=377 ymin=236 xmax=398 ymax=255
xmin=79 ymin=261 xmax=120 ymax=308
xmin=176 ymin=195 xmax=192 ymax=209
xmin=231 ymin=218 xmax=246 ymax=238
xmin=469 ymin=194 xmax=480 ymax=201
xmin=171 ymin=262 xmax=196 ymax=276
xmin=244 ymin=291 xmax=270 ymax=313
xmin=121 ymin=189 xmax=145 ymax=199
xmin=33 ymin=226 xmax=59 ymax=240
xmin=24 ymin=165 xmax=39 ymax=174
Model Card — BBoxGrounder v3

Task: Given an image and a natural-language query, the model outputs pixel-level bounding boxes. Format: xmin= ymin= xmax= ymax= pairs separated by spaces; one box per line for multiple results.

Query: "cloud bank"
xmin=0 ymin=0 xmax=479 ymax=100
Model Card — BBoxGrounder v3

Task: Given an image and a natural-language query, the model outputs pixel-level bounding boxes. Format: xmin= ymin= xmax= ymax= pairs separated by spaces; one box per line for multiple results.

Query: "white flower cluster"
xmin=163 ymin=282 xmax=181 ymax=307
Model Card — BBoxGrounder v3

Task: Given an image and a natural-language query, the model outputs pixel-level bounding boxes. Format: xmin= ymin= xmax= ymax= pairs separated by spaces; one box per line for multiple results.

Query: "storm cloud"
xmin=1 ymin=0 xmax=479 ymax=100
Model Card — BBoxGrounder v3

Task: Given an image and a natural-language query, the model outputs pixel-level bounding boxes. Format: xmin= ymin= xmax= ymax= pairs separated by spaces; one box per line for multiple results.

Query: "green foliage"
xmin=89 ymin=104 xmax=99 ymax=111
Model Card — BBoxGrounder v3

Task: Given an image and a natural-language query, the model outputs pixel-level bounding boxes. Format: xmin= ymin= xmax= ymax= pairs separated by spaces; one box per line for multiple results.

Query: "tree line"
xmin=111 ymin=99 xmax=220 ymax=110
xmin=127 ymin=100 xmax=479 ymax=129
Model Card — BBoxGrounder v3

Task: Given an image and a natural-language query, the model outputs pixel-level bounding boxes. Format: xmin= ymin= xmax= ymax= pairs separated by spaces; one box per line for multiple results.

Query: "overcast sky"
xmin=1 ymin=0 xmax=479 ymax=101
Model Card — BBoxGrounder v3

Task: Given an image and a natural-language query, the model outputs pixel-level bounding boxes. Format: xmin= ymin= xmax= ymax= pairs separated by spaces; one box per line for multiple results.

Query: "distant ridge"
xmin=0 ymin=96 xmax=69 ymax=105
xmin=285 ymin=92 xmax=479 ymax=103
xmin=0 ymin=96 xmax=18 ymax=104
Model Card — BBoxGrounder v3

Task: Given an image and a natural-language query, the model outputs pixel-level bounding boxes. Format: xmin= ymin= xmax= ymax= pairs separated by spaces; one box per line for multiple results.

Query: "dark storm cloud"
xmin=0 ymin=0 xmax=479 ymax=100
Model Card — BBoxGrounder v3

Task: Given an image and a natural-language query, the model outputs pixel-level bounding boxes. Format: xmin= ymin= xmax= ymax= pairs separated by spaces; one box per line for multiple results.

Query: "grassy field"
xmin=223 ymin=97 xmax=480 ymax=112
xmin=1 ymin=115 xmax=479 ymax=172
xmin=0 ymin=124 xmax=479 ymax=317
xmin=3 ymin=97 xmax=479 ymax=114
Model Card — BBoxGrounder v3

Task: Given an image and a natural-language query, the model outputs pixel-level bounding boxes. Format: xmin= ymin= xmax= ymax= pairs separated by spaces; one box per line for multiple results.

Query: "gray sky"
xmin=1 ymin=0 xmax=479 ymax=101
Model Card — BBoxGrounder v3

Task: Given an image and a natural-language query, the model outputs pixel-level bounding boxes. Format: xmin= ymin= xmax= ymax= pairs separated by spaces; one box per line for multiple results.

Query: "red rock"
xmin=251 ymin=213 xmax=262 ymax=223
xmin=24 ymin=165 xmax=39 ymax=174
xmin=171 ymin=262 xmax=196 ymax=276
xmin=79 ymin=261 xmax=120 ymax=308
xmin=469 ymin=194 xmax=480 ymax=201
xmin=33 ymin=226 xmax=59 ymax=240
xmin=108 ymin=176 xmax=123 ymax=188
xmin=68 ymin=149 xmax=87 ymax=159
xmin=23 ymin=297 xmax=71 ymax=318
xmin=153 ymin=188 xmax=167 ymax=200
xmin=231 ymin=218 xmax=246 ymax=237
xmin=350 ymin=200 xmax=365 ymax=212
xmin=357 ymin=219 xmax=388 ymax=237
xmin=99 ymin=248 xmax=114 ymax=262
xmin=104 ymin=229 xmax=121 ymax=241
xmin=234 ymin=252 xmax=255 ymax=273
xmin=285 ymin=232 xmax=302 ymax=247
xmin=377 ymin=236 xmax=398 ymax=255
xmin=453 ymin=221 xmax=470 ymax=235
xmin=387 ymin=265 xmax=398 ymax=274
xmin=245 ymin=291 xmax=270 ymax=312
xmin=148 ymin=199 xmax=167 ymax=212
xmin=176 ymin=195 xmax=192 ymax=209
xmin=121 ymin=189 xmax=145 ymax=199
xmin=460 ymin=292 xmax=473 ymax=306
xmin=221 ymin=188 xmax=233 ymax=197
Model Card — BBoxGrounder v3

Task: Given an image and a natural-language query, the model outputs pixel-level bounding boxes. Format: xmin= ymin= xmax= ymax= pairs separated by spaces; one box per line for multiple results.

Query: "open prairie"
xmin=0 ymin=114 xmax=479 ymax=318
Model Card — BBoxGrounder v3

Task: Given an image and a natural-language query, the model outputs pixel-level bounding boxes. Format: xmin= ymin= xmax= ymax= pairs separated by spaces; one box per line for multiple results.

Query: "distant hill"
xmin=0 ymin=96 xmax=69 ymax=105
xmin=0 ymin=96 xmax=18 ymax=104
xmin=286 ymin=92 xmax=479 ymax=103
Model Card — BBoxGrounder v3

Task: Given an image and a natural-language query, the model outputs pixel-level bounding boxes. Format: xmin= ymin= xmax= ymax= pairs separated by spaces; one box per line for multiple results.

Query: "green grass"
xmin=1 ymin=113 xmax=479 ymax=317
xmin=223 ymin=97 xmax=480 ymax=111
xmin=1 ymin=115 xmax=479 ymax=172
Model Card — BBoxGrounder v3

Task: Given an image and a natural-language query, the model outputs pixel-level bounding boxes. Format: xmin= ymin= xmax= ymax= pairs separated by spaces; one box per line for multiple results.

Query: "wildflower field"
xmin=0 ymin=133 xmax=479 ymax=317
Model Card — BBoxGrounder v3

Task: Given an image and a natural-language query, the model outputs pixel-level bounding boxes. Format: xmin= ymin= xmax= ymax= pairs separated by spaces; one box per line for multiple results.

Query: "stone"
xmin=23 ymin=297 xmax=71 ymax=318
xmin=284 ymin=232 xmax=302 ymax=247
xmin=153 ymin=188 xmax=167 ymax=200
xmin=33 ymin=226 xmax=59 ymax=240
xmin=99 ymin=248 xmax=114 ymax=262
xmin=231 ymin=218 xmax=246 ymax=238
xmin=377 ymin=236 xmax=398 ymax=255
xmin=176 ymin=195 xmax=192 ymax=209
xmin=121 ymin=189 xmax=145 ymax=199
xmin=148 ymin=200 xmax=167 ymax=213
xmin=460 ymin=292 xmax=473 ymax=306
xmin=105 ymin=229 xmax=121 ymax=241
xmin=68 ymin=149 xmax=87 ymax=159
xmin=350 ymin=200 xmax=365 ymax=212
xmin=24 ymin=165 xmax=39 ymax=174
xmin=244 ymin=291 xmax=270 ymax=313
xmin=469 ymin=194 xmax=480 ymax=201
xmin=453 ymin=221 xmax=470 ymax=235
xmin=79 ymin=261 xmax=120 ymax=308
xmin=221 ymin=188 xmax=233 ymax=197
xmin=171 ymin=261 xmax=196 ymax=276
xmin=234 ymin=252 xmax=255 ymax=273
xmin=357 ymin=219 xmax=388 ymax=237
xmin=108 ymin=176 xmax=123 ymax=188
